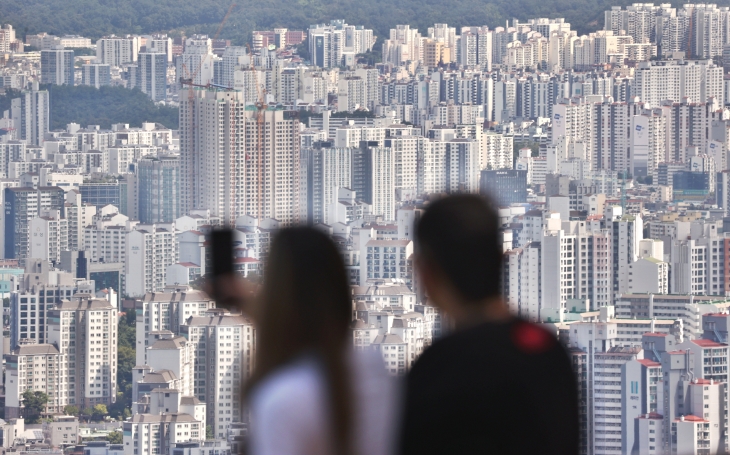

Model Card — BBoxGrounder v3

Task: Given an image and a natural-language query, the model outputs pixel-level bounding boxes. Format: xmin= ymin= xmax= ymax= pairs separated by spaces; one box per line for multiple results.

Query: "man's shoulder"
xmin=411 ymin=319 xmax=569 ymax=374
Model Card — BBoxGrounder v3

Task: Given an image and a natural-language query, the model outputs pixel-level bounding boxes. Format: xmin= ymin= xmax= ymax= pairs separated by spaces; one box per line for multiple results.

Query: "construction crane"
xmin=180 ymin=3 xmax=236 ymax=225
xmin=245 ymin=43 xmax=268 ymax=220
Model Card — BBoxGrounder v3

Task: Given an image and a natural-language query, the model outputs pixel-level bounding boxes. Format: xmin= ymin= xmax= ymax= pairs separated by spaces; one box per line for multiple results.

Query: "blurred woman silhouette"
xmin=242 ymin=227 xmax=398 ymax=455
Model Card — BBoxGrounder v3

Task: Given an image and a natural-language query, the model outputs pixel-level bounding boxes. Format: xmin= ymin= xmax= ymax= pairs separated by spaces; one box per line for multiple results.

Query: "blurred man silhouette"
xmin=400 ymin=195 xmax=579 ymax=455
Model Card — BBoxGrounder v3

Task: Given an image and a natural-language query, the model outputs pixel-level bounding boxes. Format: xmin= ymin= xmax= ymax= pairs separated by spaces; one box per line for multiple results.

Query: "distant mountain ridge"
xmin=3 ymin=0 xmax=720 ymax=45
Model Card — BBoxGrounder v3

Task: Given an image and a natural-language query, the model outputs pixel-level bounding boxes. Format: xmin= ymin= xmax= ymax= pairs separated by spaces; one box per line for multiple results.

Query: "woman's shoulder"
xmin=250 ymin=357 xmax=326 ymax=413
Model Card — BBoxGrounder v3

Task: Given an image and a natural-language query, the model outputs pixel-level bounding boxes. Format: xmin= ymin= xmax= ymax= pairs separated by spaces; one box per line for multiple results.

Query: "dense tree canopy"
xmin=0 ymin=85 xmax=178 ymax=131
xmin=0 ymin=0 xmax=715 ymax=45
xmin=91 ymin=404 xmax=108 ymax=421
xmin=107 ymin=431 xmax=123 ymax=444
xmin=108 ymin=310 xmax=137 ymax=420
xmin=21 ymin=389 xmax=49 ymax=423
xmin=46 ymin=85 xmax=179 ymax=130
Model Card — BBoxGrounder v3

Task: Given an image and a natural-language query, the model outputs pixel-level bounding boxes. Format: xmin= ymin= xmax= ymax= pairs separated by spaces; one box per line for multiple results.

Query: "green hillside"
xmin=1 ymin=0 xmax=719 ymax=45
xmin=0 ymin=85 xmax=179 ymax=130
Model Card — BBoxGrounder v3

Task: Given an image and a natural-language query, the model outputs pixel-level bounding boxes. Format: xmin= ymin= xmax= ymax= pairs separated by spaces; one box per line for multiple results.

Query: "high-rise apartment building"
xmin=180 ymin=88 xmax=301 ymax=225
xmin=10 ymin=86 xmax=50 ymax=146
xmin=592 ymin=100 xmax=643 ymax=172
xmin=29 ymin=210 xmax=68 ymax=265
xmin=0 ymin=24 xmax=22 ymax=53
xmin=42 ymin=297 xmax=118 ymax=411
xmin=6 ymin=294 xmax=118 ymax=417
xmin=65 ymin=192 xmax=97 ymax=252
xmin=352 ymin=142 xmax=395 ymax=220
xmin=137 ymin=156 xmax=180 ymax=224
xmin=5 ymin=344 xmax=62 ymax=417
xmin=359 ymin=239 xmax=414 ymax=287
xmin=82 ymin=208 xmax=134 ymax=264
xmin=135 ymin=52 xmax=167 ymax=101
xmin=445 ymin=140 xmax=480 ymax=194
xmin=634 ymin=59 xmax=723 ymax=107
xmin=664 ymin=100 xmax=722 ymax=163
xmin=181 ymin=312 xmax=255 ymax=438
xmin=308 ymin=20 xmax=375 ymax=68
xmin=40 ymin=48 xmax=74 ymax=85
xmin=604 ymin=4 xmax=666 ymax=44
xmin=134 ymin=288 xmax=215 ymax=365
xmin=96 ymin=36 xmax=139 ymax=66
xmin=216 ymin=46 xmax=248 ymax=89
xmin=4 ymin=187 xmax=65 ymax=261
xmin=382 ymin=25 xmax=423 ymax=67
xmin=142 ymin=34 xmax=173 ymax=62
xmin=303 ymin=143 xmax=352 ymax=225
xmin=81 ymin=64 xmax=111 ymax=88
xmin=8 ymin=260 xmax=95 ymax=349
xmin=609 ymin=213 xmax=644 ymax=296
xmin=177 ymin=36 xmax=216 ymax=86
xmin=125 ymin=224 xmax=178 ymax=296
xmin=124 ymin=414 xmax=204 ymax=454
xmin=459 ymin=27 xmax=493 ymax=70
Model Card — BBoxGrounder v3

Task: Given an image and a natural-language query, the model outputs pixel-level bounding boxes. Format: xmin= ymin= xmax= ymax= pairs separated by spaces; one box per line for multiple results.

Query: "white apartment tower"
xmin=4 ymin=344 xmax=62 ymax=418
xmin=137 ymin=53 xmax=167 ymax=102
xmin=633 ymin=59 xmax=724 ymax=107
xmin=541 ymin=227 xmax=577 ymax=319
xmin=10 ymin=87 xmax=50 ymax=146
xmin=182 ymin=312 xmax=256 ymax=438
xmin=382 ymin=25 xmax=422 ymax=66
xmin=134 ymin=289 xmax=215 ymax=366
xmin=125 ymin=224 xmax=178 ymax=297
xmin=28 ymin=210 xmax=68 ymax=265
xmin=177 ymin=36 xmax=216 ymax=86
xmin=96 ymin=36 xmax=140 ymax=66
xmin=309 ymin=21 xmax=375 ymax=68
xmin=123 ymin=413 xmax=204 ymax=455
xmin=42 ymin=297 xmax=119 ymax=411
xmin=180 ymin=88 xmax=301 ymax=226
xmin=610 ymin=214 xmax=644 ymax=296
xmin=304 ymin=145 xmax=352 ymax=225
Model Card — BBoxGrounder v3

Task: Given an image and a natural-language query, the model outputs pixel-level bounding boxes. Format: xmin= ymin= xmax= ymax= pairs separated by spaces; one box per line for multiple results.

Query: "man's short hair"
xmin=416 ymin=194 xmax=502 ymax=302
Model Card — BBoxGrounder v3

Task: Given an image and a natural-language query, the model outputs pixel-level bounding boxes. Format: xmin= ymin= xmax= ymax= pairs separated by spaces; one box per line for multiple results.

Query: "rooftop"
xmin=691 ymin=339 xmax=725 ymax=348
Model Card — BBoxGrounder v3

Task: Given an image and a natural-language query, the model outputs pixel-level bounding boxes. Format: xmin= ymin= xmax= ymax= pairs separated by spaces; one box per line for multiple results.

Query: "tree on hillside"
xmin=45 ymin=85 xmax=179 ymax=130
xmin=22 ymin=390 xmax=49 ymax=424
xmin=64 ymin=405 xmax=80 ymax=416
xmin=0 ymin=86 xmax=178 ymax=131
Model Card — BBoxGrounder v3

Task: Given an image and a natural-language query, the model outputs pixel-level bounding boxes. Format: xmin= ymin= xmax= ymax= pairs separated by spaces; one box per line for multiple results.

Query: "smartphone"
xmin=211 ymin=228 xmax=235 ymax=278
xmin=210 ymin=228 xmax=236 ymax=308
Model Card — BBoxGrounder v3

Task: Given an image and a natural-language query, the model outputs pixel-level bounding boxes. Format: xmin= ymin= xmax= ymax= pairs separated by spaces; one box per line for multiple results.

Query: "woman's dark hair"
xmin=246 ymin=227 xmax=352 ymax=455
xmin=416 ymin=194 xmax=502 ymax=302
